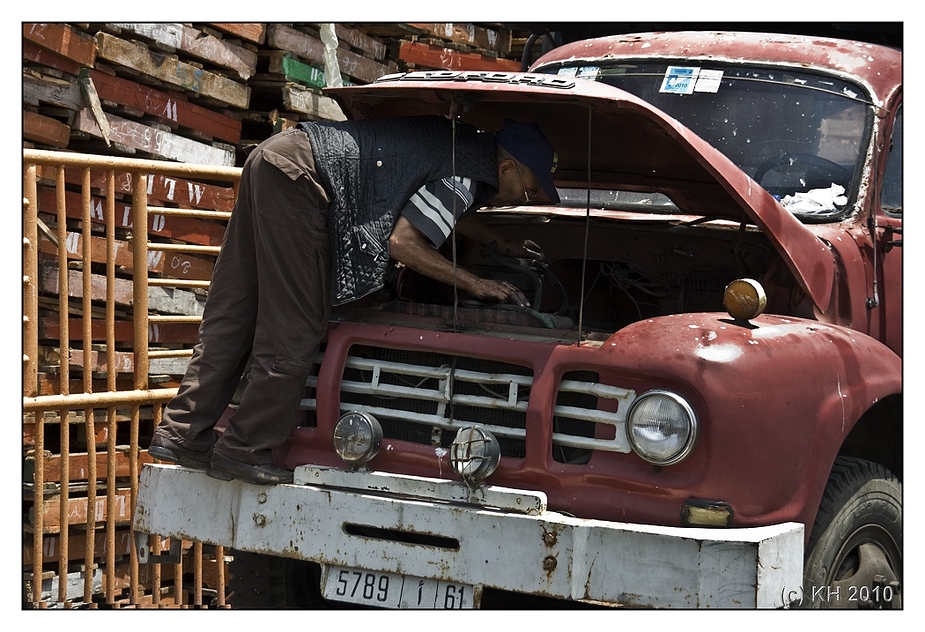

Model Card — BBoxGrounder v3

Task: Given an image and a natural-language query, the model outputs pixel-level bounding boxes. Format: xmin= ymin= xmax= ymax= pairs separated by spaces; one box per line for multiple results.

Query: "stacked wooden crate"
xmin=22 ymin=21 xmax=527 ymax=607
xmin=364 ymin=22 xmax=521 ymax=71
xmin=23 ymin=20 xmax=529 ymax=384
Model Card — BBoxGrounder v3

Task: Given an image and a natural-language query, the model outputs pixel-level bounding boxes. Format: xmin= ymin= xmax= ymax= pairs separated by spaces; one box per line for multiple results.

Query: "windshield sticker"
xmin=694 ymin=69 xmax=724 ymax=93
xmin=557 ymin=66 xmax=600 ymax=80
xmin=577 ymin=66 xmax=600 ymax=79
xmin=660 ymin=66 xmax=699 ymax=94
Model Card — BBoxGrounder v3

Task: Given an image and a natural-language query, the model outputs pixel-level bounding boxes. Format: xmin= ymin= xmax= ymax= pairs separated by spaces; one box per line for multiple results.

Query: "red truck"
xmin=134 ymin=31 xmax=902 ymax=608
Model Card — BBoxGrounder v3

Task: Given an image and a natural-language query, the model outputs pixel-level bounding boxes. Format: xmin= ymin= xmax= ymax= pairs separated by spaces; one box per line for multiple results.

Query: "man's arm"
xmin=388 ymin=216 xmax=528 ymax=306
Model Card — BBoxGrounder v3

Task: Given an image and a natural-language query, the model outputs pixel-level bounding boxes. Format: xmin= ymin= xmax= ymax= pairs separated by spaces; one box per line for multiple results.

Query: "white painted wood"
xmin=95 ymin=31 xmax=251 ymax=108
xmin=108 ymin=23 xmax=258 ymax=80
xmin=74 ymin=109 xmax=236 ymax=166
xmin=282 ymin=84 xmax=346 ymax=122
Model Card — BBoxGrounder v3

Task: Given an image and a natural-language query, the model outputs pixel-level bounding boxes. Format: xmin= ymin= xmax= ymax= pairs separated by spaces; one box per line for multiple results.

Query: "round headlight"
xmin=723 ymin=278 xmax=767 ymax=321
xmin=626 ymin=390 xmax=697 ymax=466
xmin=449 ymin=426 xmax=501 ymax=484
xmin=333 ymin=411 xmax=382 ymax=466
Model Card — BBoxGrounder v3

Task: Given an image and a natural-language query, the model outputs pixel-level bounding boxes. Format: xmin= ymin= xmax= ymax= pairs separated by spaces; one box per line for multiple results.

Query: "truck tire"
xmin=228 ymin=550 xmax=322 ymax=609
xmin=802 ymin=456 xmax=902 ymax=609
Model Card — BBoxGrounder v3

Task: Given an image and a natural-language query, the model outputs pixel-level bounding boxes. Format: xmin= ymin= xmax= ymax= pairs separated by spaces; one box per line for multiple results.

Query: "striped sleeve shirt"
xmin=399 ymin=176 xmax=479 ymax=248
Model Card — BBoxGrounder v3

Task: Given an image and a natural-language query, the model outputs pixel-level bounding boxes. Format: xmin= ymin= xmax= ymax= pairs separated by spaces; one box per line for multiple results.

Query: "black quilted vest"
xmin=299 ymin=117 xmax=498 ymax=305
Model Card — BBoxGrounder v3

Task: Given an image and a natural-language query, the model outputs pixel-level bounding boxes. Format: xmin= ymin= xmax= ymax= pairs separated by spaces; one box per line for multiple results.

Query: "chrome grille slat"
xmin=323 ymin=401 xmax=529 ymax=441
xmin=299 ymin=346 xmax=636 ymax=455
xmin=345 ymin=355 xmax=534 ymax=387
xmin=558 ymin=379 xmax=635 ymax=402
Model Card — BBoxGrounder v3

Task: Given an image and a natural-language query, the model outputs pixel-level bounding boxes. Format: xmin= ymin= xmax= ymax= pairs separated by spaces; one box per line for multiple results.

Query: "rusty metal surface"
xmin=284 ymin=312 xmax=901 ymax=539
xmin=22 ymin=148 xmax=241 ymax=608
xmin=133 ymin=464 xmax=805 ymax=608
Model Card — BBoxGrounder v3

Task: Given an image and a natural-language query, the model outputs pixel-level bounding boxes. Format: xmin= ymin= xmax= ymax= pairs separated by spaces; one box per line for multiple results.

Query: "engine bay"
xmin=336 ymin=213 xmax=807 ymax=336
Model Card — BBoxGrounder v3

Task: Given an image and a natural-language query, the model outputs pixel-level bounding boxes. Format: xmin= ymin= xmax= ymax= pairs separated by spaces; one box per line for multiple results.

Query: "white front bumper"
xmin=133 ymin=463 xmax=803 ymax=608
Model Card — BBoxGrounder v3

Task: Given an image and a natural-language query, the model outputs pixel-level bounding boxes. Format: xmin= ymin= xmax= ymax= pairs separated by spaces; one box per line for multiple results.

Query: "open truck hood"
xmin=326 ymin=71 xmax=835 ymax=310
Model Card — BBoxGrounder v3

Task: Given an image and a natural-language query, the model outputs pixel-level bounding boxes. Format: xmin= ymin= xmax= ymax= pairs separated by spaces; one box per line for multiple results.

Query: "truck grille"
xmin=301 ymin=345 xmax=636 ymax=461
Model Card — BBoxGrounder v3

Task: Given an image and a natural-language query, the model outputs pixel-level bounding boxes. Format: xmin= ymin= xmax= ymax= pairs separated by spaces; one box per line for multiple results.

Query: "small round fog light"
xmin=333 ymin=411 xmax=382 ymax=466
xmin=449 ymin=426 xmax=501 ymax=484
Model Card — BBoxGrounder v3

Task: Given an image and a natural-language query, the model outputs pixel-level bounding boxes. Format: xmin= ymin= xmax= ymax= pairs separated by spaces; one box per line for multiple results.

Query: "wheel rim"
xmin=826 ymin=524 xmax=901 ymax=608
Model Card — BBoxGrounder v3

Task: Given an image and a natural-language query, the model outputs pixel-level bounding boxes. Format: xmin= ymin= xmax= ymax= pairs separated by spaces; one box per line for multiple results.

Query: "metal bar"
xmin=132 ymin=173 xmax=149 ymax=391
xmin=106 ymin=170 xmax=118 ymax=394
xmin=23 ymin=154 xmax=44 ymax=596
xmin=329 ymin=401 xmax=528 ymax=440
xmin=77 ymin=173 xmax=99 ymax=598
xmin=24 ymin=148 xmax=242 ymax=179
xmin=175 ymin=540 xmax=184 ymax=607
xmin=193 ymin=541 xmax=203 ymax=606
xmin=553 ymin=403 xmax=627 ymax=424
xmin=340 ymin=378 xmax=530 ymax=412
xmin=147 ymin=242 xmax=222 ymax=256
xmin=58 ymin=408 xmax=70 ymax=604
xmin=22 ymin=149 xmax=241 ymax=607
xmin=149 ymin=206 xmax=233 ymax=221
xmin=23 ymin=166 xmax=38 ymax=398
xmin=215 ymin=545 xmax=226 ymax=607
xmin=152 ymin=532 xmax=163 ymax=606
xmin=84 ymin=170 xmax=114 ymax=606
xmin=148 ymin=349 xmax=195 ymax=359
xmin=81 ymin=167 xmax=93 ymax=394
xmin=56 ymin=167 xmax=69 ymax=392
xmin=83 ymin=404 xmax=97 ymax=606
xmin=24 ymin=389 xmax=177 ymax=410
xmin=130 ymin=404 xmax=141 ymax=604
xmin=79 ymin=169 xmax=96 ymax=604
xmin=151 ymin=406 xmax=164 ymax=606
xmin=56 ymin=167 xmax=70 ymax=604
xmin=294 ymin=466 xmax=548 ymax=514
xmin=30 ymin=408 xmax=45 ymax=606
xmin=131 ymin=171 xmax=159 ymax=604
xmin=149 ymin=315 xmax=203 ymax=324
xmin=346 ymin=355 xmax=534 ymax=386
xmin=102 ymin=407 xmax=113 ymax=603
xmin=558 ymin=379 xmax=634 ymax=400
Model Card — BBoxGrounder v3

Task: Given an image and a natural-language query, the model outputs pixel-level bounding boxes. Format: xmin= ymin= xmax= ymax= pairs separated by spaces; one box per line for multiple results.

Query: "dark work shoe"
xmin=148 ymin=433 xmax=212 ymax=470
xmin=208 ymin=451 xmax=293 ymax=485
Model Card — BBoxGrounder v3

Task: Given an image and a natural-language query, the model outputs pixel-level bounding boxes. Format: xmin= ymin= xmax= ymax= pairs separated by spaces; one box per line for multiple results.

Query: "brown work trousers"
xmin=154 ymin=128 xmax=331 ymax=465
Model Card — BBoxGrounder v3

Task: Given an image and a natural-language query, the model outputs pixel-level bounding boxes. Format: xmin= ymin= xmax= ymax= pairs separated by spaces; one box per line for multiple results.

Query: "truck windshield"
xmin=548 ymin=61 xmax=872 ymax=221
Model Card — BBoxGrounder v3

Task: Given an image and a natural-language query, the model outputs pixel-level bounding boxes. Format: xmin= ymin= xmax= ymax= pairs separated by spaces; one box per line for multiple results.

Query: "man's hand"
xmin=471 ymin=278 xmax=529 ymax=307
xmin=390 ymin=216 xmax=530 ymax=307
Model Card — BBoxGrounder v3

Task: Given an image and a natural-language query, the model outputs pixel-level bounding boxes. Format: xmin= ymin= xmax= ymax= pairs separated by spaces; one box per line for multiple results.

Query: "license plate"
xmin=321 ymin=564 xmax=477 ymax=609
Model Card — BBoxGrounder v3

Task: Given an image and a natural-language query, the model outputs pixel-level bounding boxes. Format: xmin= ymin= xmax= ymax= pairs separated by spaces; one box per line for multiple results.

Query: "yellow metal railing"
xmin=23 ymin=149 xmax=240 ymax=608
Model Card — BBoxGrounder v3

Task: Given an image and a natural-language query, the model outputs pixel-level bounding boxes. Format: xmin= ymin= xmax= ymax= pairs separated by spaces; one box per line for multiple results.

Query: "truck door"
xmin=878 ymin=104 xmax=902 ymax=356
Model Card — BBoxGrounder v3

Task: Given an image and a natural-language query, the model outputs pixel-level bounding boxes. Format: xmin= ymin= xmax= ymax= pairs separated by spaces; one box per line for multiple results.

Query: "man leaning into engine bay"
xmin=148 ymin=116 xmax=560 ymax=485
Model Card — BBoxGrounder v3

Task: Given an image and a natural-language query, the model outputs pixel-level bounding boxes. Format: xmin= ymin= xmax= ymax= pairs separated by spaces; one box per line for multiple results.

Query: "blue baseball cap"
xmin=496 ymin=120 xmax=560 ymax=204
